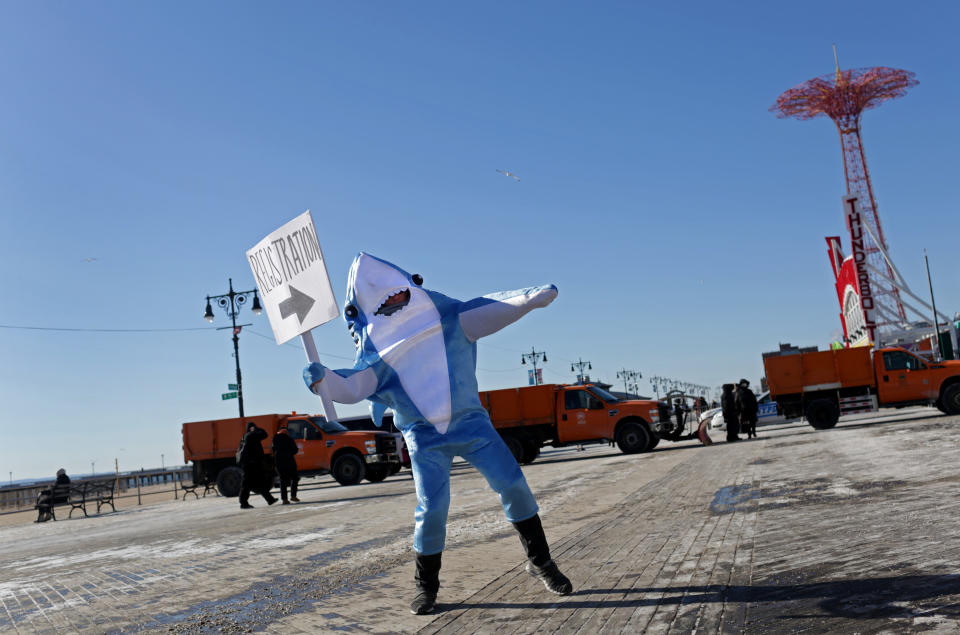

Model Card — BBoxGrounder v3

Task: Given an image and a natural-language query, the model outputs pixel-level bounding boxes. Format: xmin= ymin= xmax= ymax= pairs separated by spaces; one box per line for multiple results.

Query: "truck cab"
xmin=282 ymin=415 xmax=401 ymax=484
xmin=874 ymin=348 xmax=960 ymax=411
xmin=559 ymin=384 xmax=669 ymax=442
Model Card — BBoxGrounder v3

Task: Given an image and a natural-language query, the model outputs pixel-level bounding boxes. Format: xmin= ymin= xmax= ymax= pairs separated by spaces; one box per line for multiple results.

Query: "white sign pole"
xmin=300 ymin=331 xmax=339 ymax=423
xmin=246 ymin=210 xmax=342 ymax=423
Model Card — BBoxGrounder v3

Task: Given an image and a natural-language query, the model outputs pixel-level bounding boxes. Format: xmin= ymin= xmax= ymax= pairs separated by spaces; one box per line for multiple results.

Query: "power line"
xmin=0 ymin=324 xmax=214 ymax=333
xmin=245 ymin=329 xmax=358 ymax=362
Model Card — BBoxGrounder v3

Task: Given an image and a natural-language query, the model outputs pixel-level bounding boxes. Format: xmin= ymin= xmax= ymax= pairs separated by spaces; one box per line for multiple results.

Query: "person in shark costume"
xmin=304 ymin=253 xmax=572 ymax=615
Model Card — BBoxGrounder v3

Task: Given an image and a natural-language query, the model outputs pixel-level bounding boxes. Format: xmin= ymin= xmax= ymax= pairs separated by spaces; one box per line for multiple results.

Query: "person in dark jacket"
xmin=272 ymin=426 xmax=300 ymax=504
xmin=672 ymin=399 xmax=688 ymax=440
xmin=35 ymin=469 xmax=71 ymax=522
xmin=55 ymin=468 xmax=70 ymax=487
xmin=736 ymin=379 xmax=759 ymax=439
xmin=238 ymin=422 xmax=277 ymax=509
xmin=721 ymin=384 xmax=741 ymax=442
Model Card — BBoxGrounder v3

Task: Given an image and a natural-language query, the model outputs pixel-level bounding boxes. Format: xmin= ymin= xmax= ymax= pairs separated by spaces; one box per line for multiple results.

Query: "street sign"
xmin=246 ymin=210 xmax=339 ymax=344
xmin=221 ymin=392 xmax=238 ymax=400
xmin=227 ymin=383 xmax=238 ymax=390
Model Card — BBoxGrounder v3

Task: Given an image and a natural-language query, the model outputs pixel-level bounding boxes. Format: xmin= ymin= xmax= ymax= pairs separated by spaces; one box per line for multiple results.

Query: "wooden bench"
xmin=34 ymin=480 xmax=116 ymax=522
xmin=91 ymin=480 xmax=116 ymax=513
xmin=180 ymin=481 xmax=219 ymax=499
xmin=35 ymin=483 xmax=83 ymax=522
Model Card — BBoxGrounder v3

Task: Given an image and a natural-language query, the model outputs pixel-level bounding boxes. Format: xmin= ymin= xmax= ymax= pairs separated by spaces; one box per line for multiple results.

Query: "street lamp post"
xmin=570 ymin=358 xmax=592 ymax=383
xmin=521 ymin=347 xmax=547 ymax=385
xmin=203 ymin=278 xmax=262 ymax=418
xmin=617 ymin=369 xmax=641 ymax=396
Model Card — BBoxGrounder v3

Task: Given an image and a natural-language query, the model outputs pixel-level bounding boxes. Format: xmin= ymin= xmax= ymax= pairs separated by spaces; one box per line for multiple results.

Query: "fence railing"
xmin=0 ymin=467 xmax=193 ymax=514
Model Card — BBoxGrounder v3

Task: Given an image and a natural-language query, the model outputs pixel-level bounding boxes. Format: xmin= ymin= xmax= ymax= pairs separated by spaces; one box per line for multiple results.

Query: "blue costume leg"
xmin=461 ymin=419 xmax=539 ymax=523
xmin=407 ymin=432 xmax=454 ymax=555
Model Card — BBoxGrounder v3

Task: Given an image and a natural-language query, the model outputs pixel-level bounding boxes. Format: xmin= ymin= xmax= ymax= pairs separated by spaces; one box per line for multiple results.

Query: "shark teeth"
xmin=374 ymin=288 xmax=410 ymax=317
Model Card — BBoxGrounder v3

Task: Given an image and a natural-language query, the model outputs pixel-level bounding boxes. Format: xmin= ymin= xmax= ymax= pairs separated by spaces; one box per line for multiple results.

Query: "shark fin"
xmin=370 ymin=401 xmax=388 ymax=428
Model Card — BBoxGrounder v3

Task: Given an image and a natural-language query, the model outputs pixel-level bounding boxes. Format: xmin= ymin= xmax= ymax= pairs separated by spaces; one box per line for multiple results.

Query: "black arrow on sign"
xmin=279 ymin=285 xmax=315 ymax=324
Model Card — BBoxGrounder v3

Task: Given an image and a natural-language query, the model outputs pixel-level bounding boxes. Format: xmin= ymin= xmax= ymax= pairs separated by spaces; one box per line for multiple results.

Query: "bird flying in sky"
xmin=496 ymin=169 xmax=520 ymax=182
xmin=82 ymin=257 xmax=97 ymax=263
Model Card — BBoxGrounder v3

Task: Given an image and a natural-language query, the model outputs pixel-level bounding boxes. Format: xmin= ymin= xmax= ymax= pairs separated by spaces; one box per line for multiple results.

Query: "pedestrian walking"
xmin=238 ymin=422 xmax=277 ymax=509
xmin=736 ymin=379 xmax=759 ymax=439
xmin=272 ymin=426 xmax=300 ymax=504
xmin=721 ymin=384 xmax=741 ymax=442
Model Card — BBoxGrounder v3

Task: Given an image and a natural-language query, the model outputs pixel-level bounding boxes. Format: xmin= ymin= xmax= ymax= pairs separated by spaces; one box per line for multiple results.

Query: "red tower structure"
xmin=772 ymin=60 xmax=917 ymax=345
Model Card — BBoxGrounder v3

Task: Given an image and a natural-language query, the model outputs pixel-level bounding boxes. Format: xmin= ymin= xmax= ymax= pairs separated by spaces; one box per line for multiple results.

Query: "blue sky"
xmin=2 ymin=2 xmax=957 ymax=480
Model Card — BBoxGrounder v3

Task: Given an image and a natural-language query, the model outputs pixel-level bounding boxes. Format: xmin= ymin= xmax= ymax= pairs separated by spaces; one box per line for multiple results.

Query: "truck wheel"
xmin=647 ymin=435 xmax=660 ymax=450
xmin=502 ymin=434 xmax=524 ymax=463
xmin=940 ymin=384 xmax=960 ymax=415
xmin=520 ymin=439 xmax=540 ymax=464
xmin=216 ymin=466 xmax=243 ymax=498
xmin=364 ymin=465 xmax=389 ymax=483
xmin=616 ymin=422 xmax=651 ymax=454
xmin=806 ymin=399 xmax=839 ymax=430
xmin=389 ymin=462 xmax=402 ymax=476
xmin=332 ymin=454 xmax=365 ymax=486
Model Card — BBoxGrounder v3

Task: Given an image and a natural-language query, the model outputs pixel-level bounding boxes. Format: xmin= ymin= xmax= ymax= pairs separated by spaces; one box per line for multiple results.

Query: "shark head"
xmin=344 ymin=253 xmax=436 ymax=359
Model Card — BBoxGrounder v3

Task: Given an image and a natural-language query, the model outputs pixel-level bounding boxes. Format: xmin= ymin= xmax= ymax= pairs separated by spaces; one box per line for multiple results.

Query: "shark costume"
xmin=304 ymin=253 xmax=572 ymax=614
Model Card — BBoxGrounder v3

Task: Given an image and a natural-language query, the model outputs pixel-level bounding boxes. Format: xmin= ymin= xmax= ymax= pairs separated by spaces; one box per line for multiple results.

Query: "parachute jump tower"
xmin=772 ymin=52 xmax=922 ymax=347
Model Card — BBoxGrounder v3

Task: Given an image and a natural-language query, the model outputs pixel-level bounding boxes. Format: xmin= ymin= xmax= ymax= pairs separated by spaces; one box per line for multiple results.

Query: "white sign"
xmin=246 ymin=210 xmax=339 ymax=344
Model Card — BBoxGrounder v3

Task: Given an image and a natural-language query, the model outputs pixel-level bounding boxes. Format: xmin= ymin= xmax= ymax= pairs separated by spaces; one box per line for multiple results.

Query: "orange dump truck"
xmin=763 ymin=346 xmax=960 ymax=429
xmin=480 ymin=383 xmax=670 ymax=463
xmin=182 ymin=413 xmax=401 ymax=496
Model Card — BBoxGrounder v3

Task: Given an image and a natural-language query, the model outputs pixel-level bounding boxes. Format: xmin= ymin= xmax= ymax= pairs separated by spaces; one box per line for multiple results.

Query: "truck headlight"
xmin=364 ymin=440 xmax=377 ymax=454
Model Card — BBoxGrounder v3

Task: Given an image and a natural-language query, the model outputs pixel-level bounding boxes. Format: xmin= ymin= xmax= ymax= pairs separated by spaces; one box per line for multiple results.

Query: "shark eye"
xmin=345 ymin=305 xmax=358 ymax=319
xmin=412 ymin=274 xmax=423 ymax=286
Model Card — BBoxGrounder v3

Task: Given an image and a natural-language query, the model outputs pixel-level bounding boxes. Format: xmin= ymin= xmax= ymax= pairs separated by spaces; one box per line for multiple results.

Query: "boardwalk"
xmin=1 ymin=408 xmax=958 ymax=633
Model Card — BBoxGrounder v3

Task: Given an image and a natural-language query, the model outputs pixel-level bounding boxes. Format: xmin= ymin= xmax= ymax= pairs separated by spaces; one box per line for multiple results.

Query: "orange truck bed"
xmin=480 ymin=384 xmax=559 ymax=428
xmin=182 ymin=414 xmax=284 ymax=462
xmin=765 ymin=347 xmax=875 ymax=397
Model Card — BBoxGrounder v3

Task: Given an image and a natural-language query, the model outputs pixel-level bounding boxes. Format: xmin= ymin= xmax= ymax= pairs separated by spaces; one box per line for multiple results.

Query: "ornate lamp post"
xmin=203 ymin=278 xmax=262 ymax=417
xmin=570 ymin=358 xmax=592 ymax=384
xmin=617 ymin=369 xmax=641 ymax=396
xmin=521 ymin=347 xmax=547 ymax=385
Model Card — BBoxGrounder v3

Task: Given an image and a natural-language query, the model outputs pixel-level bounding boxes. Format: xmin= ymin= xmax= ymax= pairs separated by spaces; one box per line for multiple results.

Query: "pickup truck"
xmin=181 ymin=413 xmax=401 ymax=496
xmin=480 ymin=383 xmax=671 ymax=463
xmin=763 ymin=346 xmax=960 ymax=429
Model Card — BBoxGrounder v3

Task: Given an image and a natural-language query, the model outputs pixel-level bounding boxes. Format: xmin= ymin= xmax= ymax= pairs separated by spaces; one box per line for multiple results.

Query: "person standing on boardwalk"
xmin=672 ymin=398 xmax=688 ymax=441
xmin=238 ymin=422 xmax=277 ymax=509
xmin=272 ymin=426 xmax=301 ymax=504
xmin=736 ymin=379 xmax=758 ymax=439
xmin=303 ymin=253 xmax=571 ymax=616
xmin=721 ymin=383 xmax=741 ymax=442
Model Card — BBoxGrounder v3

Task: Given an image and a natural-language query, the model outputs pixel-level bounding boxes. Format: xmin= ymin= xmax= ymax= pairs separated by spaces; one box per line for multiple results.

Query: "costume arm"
xmin=458 ymin=284 xmax=558 ymax=342
xmin=303 ymin=363 xmax=378 ymax=404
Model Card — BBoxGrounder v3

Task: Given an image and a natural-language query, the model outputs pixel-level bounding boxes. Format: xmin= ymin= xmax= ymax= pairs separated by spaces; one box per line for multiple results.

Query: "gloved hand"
xmin=303 ymin=362 xmax=328 ymax=393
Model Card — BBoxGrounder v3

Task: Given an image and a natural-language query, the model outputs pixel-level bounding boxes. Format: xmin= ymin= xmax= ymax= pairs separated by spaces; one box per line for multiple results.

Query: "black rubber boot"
xmin=410 ymin=552 xmax=441 ymax=615
xmin=513 ymin=514 xmax=573 ymax=596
